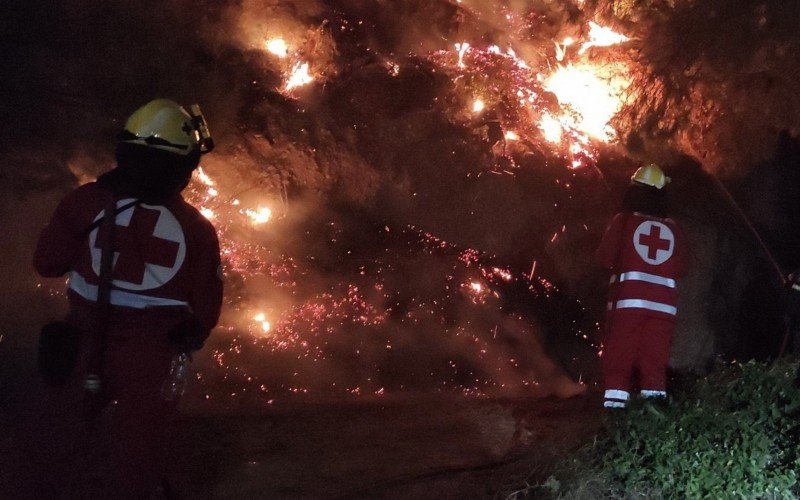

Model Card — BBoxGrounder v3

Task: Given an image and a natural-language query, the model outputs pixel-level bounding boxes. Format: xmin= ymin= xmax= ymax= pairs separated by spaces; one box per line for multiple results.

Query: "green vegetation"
xmin=528 ymin=361 xmax=800 ymax=499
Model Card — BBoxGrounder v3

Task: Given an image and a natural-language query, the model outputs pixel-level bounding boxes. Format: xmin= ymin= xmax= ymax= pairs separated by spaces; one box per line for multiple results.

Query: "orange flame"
xmin=579 ymin=22 xmax=630 ymax=55
xmin=265 ymin=38 xmax=289 ymax=58
xmin=544 ymin=63 xmax=628 ymax=142
xmin=284 ymin=62 xmax=314 ymax=91
xmin=246 ymin=206 xmax=273 ymax=225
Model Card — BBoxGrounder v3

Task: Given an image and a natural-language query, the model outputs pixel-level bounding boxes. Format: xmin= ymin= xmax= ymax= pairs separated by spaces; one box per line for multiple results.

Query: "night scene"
xmin=2 ymin=0 xmax=800 ymax=498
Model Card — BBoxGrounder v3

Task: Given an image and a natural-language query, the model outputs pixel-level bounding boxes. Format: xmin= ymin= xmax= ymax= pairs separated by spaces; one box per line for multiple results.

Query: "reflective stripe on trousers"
xmin=614 ymin=299 xmax=677 ymax=316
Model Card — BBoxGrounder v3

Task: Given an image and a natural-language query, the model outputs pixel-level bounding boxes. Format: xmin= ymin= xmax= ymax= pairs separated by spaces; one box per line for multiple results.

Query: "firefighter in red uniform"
xmin=597 ymin=164 xmax=688 ymax=409
xmin=33 ymin=99 xmax=223 ymax=496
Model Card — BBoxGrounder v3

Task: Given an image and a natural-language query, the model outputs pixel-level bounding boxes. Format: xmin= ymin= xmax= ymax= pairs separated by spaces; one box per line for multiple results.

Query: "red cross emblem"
xmin=633 ymin=221 xmax=674 ymax=265
xmin=90 ymin=201 xmax=186 ymax=291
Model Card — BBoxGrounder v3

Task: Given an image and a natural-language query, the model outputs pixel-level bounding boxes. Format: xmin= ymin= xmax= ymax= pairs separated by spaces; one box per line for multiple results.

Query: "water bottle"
xmin=161 ymin=352 xmax=192 ymax=401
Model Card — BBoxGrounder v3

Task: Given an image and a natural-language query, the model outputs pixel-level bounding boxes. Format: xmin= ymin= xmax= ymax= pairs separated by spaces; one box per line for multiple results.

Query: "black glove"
xmin=167 ymin=316 xmax=209 ymax=352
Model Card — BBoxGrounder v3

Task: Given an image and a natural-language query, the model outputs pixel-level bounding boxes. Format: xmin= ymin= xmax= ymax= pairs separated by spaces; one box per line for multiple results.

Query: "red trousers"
xmin=602 ymin=312 xmax=674 ymax=392
xmin=25 ymin=322 xmax=176 ymax=499
xmin=91 ymin=327 xmax=177 ymax=498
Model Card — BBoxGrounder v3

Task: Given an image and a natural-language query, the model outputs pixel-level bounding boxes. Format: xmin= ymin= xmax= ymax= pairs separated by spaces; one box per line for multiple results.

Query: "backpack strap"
xmin=84 ymin=192 xmax=118 ymax=396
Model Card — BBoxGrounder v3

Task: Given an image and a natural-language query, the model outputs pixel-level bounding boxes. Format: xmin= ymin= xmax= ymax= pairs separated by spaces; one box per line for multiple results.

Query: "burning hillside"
xmin=3 ymin=0 xmax=799 ymax=407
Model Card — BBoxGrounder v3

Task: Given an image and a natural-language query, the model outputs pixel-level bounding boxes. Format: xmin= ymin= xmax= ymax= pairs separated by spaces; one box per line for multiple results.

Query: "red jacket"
xmin=34 ymin=182 xmax=223 ymax=333
xmin=597 ymin=212 xmax=687 ymax=321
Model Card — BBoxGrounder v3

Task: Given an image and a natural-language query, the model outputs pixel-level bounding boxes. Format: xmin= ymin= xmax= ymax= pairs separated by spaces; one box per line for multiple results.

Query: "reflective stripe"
xmin=68 ymin=272 xmax=190 ymax=309
xmin=793 ymin=283 xmax=800 ymax=292
xmin=615 ymin=299 xmax=677 ymax=316
xmin=619 ymin=271 xmax=675 ymax=288
xmin=640 ymin=390 xmax=667 ymax=398
xmin=604 ymin=400 xmax=626 ymax=408
xmin=604 ymin=389 xmax=630 ymax=401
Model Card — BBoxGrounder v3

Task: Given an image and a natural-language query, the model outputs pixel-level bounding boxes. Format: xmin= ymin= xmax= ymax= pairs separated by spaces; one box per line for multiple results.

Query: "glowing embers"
xmin=462 ymin=279 xmax=498 ymax=305
xmin=544 ymin=63 xmax=629 ymax=142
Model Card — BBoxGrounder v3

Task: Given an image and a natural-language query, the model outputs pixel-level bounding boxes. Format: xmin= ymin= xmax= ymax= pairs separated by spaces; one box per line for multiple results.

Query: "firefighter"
xmin=596 ymin=164 xmax=688 ymax=408
xmin=33 ymin=99 xmax=222 ymax=496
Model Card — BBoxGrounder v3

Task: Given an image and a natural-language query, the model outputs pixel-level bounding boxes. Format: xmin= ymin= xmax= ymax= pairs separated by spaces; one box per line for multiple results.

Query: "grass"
xmin=512 ymin=360 xmax=800 ymax=499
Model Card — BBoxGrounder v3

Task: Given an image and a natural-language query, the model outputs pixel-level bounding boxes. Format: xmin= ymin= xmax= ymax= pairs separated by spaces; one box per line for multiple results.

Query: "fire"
xmin=539 ymin=113 xmax=564 ymax=143
xmin=504 ymin=130 xmax=519 ymax=141
xmin=472 ymin=98 xmax=485 ymax=113
xmin=555 ymin=37 xmax=575 ymax=62
xmin=544 ymin=63 xmax=628 ymax=142
xmin=200 ymin=207 xmax=216 ymax=220
xmin=284 ymin=61 xmax=314 ymax=91
xmin=246 ymin=206 xmax=272 ymax=225
xmin=455 ymin=42 xmax=470 ymax=68
xmin=579 ymin=22 xmax=630 ymax=55
xmin=196 ymin=167 xmax=215 ymax=187
xmin=265 ymin=38 xmax=289 ymax=58
xmin=253 ymin=312 xmax=271 ymax=335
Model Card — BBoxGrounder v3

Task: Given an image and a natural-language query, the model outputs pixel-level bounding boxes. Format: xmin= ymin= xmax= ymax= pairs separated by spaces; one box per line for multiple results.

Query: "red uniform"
xmin=596 ymin=211 xmax=687 ymax=407
xmin=33 ymin=181 xmax=222 ymax=496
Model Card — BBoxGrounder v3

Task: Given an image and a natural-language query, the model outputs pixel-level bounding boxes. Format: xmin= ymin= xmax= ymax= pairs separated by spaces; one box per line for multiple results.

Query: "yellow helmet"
xmin=120 ymin=99 xmax=214 ymax=155
xmin=631 ymin=163 xmax=670 ymax=189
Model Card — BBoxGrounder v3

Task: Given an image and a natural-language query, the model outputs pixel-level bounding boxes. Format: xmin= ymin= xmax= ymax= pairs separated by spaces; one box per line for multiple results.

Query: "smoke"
xmin=597 ymin=0 xmax=800 ymax=172
xmin=2 ymin=0 xmax=797 ymax=407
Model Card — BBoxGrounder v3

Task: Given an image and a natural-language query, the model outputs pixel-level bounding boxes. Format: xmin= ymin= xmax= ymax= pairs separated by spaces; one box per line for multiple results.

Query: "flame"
xmin=579 ymin=22 xmax=630 ymax=55
xmin=539 ymin=113 xmax=564 ymax=143
xmin=504 ymin=130 xmax=519 ymax=141
xmin=246 ymin=206 xmax=273 ymax=225
xmin=455 ymin=42 xmax=470 ymax=68
xmin=196 ymin=167 xmax=215 ymax=186
xmin=253 ymin=312 xmax=271 ymax=335
xmin=265 ymin=38 xmax=289 ymax=58
xmin=284 ymin=62 xmax=314 ymax=91
xmin=472 ymin=98 xmax=485 ymax=113
xmin=200 ymin=207 xmax=216 ymax=220
xmin=544 ymin=63 xmax=627 ymax=141
xmin=554 ymin=37 xmax=575 ymax=62
xmin=470 ymin=282 xmax=483 ymax=292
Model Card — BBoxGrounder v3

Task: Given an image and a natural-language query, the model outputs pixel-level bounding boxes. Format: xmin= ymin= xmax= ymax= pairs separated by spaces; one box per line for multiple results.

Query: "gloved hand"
xmin=167 ymin=316 xmax=209 ymax=352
